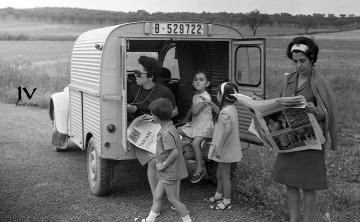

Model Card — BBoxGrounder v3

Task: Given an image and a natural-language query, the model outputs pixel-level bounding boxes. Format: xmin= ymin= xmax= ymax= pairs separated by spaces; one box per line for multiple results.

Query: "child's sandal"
xmin=210 ymin=201 xmax=232 ymax=210
xmin=205 ymin=196 xmax=222 ymax=203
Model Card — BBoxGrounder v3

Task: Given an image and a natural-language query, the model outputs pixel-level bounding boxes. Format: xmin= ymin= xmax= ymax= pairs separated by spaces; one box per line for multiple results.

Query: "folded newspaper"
xmin=127 ymin=115 xmax=161 ymax=154
xmin=233 ymin=94 xmax=325 ymax=153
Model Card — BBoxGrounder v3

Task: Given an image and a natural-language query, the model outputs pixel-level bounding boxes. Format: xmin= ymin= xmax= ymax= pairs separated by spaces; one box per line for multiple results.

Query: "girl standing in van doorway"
xmin=178 ymin=69 xmax=218 ymax=183
xmin=207 ymin=82 xmax=242 ymax=210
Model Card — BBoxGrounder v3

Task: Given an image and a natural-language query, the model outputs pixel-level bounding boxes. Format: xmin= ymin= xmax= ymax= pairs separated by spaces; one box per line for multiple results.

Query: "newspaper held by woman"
xmin=232 ymin=94 xmax=325 ymax=153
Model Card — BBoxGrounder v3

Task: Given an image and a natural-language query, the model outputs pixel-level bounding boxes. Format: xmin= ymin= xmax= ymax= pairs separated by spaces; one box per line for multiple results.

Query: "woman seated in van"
xmin=127 ymin=56 xmax=178 ymax=121
xmin=127 ymin=55 xmax=178 ymax=196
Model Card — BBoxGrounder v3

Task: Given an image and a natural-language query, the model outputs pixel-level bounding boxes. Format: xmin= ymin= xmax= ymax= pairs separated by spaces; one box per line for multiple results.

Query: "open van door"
xmin=232 ymin=39 xmax=265 ymax=145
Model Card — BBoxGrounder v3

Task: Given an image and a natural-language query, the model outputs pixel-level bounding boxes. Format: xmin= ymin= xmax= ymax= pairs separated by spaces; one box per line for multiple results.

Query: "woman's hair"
xmin=286 ymin=36 xmax=319 ymax=65
xmin=138 ymin=56 xmax=160 ymax=81
xmin=149 ymin=98 xmax=173 ymax=121
xmin=215 ymin=82 xmax=238 ymax=121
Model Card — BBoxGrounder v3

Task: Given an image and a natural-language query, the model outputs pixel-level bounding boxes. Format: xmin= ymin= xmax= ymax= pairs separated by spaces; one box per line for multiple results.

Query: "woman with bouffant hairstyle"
xmin=272 ymin=36 xmax=338 ymax=222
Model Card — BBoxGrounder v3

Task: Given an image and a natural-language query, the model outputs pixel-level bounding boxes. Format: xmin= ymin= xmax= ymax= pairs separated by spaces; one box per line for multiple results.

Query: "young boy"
xmin=142 ymin=98 xmax=191 ymax=222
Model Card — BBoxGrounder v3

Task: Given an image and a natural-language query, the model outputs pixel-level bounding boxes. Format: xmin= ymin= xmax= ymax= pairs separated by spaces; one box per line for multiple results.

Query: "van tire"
xmin=87 ymin=137 xmax=113 ymax=196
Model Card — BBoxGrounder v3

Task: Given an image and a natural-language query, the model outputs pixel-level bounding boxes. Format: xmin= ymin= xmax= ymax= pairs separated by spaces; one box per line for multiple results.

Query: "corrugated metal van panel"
xmin=69 ymin=25 xmax=120 ymax=153
xmin=69 ymin=90 xmax=83 ymax=148
xmin=236 ymin=103 xmax=263 ymax=144
xmin=83 ymin=95 xmax=101 ymax=151
xmin=71 ymin=41 xmax=101 ymax=91
xmin=70 ymin=25 xmax=120 ymax=93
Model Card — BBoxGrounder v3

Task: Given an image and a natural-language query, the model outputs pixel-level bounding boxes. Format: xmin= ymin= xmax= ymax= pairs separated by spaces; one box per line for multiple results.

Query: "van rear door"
xmin=232 ymin=39 xmax=265 ymax=145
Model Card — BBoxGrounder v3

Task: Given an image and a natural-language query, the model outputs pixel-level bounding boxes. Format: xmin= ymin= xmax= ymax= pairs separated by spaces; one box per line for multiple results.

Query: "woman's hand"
xmin=139 ymin=114 xmax=153 ymax=121
xmin=127 ymin=104 xmax=137 ymax=113
xmin=306 ymin=102 xmax=317 ymax=113
xmin=306 ymin=102 xmax=325 ymax=120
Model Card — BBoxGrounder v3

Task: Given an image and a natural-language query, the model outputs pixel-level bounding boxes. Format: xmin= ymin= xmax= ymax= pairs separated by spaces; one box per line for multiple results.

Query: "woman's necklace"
xmin=130 ymin=85 xmax=156 ymax=105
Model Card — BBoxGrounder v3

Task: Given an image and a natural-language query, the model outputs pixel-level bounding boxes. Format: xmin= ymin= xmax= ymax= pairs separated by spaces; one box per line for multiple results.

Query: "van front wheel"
xmin=87 ymin=138 xmax=113 ymax=196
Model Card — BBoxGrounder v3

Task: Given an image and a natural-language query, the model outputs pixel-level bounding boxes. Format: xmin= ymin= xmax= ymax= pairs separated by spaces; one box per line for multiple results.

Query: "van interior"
xmin=126 ymin=39 xmax=230 ymax=121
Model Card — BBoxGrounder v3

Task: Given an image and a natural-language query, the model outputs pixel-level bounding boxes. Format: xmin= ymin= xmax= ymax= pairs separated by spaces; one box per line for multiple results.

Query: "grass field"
xmin=0 ymin=22 xmax=359 ymax=221
xmin=0 ymin=20 xmax=102 ymax=37
xmin=0 ymin=41 xmax=74 ymax=63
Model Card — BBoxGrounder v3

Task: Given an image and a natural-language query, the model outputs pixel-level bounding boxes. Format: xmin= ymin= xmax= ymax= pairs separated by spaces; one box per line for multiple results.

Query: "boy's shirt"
xmin=156 ymin=121 xmax=188 ymax=181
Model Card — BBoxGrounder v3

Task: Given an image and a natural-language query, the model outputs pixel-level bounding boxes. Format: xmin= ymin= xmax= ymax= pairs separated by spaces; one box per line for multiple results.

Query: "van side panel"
xmin=69 ymin=90 xmax=83 ymax=148
xmin=70 ymin=27 xmax=117 ymax=151
xmin=83 ymin=95 xmax=101 ymax=152
xmin=236 ymin=105 xmax=261 ymax=144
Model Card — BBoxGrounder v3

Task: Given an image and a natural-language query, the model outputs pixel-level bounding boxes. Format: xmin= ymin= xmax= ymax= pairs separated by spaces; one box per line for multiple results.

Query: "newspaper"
xmin=233 ymin=94 xmax=325 ymax=153
xmin=126 ymin=115 xmax=161 ymax=154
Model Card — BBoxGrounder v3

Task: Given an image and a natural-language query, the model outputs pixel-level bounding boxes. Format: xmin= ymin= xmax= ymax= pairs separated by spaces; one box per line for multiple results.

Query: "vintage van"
xmin=49 ymin=21 xmax=265 ymax=196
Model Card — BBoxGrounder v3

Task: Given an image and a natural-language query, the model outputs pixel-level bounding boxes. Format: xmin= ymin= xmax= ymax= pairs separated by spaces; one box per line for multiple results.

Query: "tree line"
xmin=1 ymin=7 xmax=360 ymax=36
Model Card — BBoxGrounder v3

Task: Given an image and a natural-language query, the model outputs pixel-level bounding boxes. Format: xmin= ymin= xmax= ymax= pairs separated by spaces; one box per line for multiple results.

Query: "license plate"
xmin=152 ymin=23 xmax=205 ymax=35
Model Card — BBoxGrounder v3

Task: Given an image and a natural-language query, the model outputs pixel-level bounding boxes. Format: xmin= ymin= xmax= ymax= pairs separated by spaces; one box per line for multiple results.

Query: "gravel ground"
xmin=0 ymin=103 xmax=270 ymax=222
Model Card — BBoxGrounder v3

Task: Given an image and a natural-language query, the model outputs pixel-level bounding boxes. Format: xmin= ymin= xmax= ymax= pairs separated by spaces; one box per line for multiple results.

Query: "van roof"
xmin=75 ymin=21 xmax=244 ymax=44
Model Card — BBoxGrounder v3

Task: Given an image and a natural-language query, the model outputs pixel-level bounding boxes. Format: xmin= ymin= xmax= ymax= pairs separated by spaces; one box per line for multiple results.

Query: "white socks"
xmin=142 ymin=211 xmax=160 ymax=222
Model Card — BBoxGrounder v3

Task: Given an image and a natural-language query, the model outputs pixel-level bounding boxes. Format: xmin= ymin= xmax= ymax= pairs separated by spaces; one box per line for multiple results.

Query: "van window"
xmin=162 ymin=47 xmax=180 ymax=79
xmin=235 ymin=46 xmax=261 ymax=86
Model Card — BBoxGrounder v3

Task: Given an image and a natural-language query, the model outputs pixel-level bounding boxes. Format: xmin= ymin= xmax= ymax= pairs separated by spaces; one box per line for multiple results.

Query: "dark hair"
xmin=194 ymin=68 xmax=209 ymax=81
xmin=138 ymin=56 xmax=160 ymax=82
xmin=215 ymin=82 xmax=238 ymax=121
xmin=160 ymin=67 xmax=171 ymax=79
xmin=149 ymin=98 xmax=173 ymax=121
xmin=158 ymin=67 xmax=171 ymax=84
xmin=286 ymin=36 xmax=319 ymax=65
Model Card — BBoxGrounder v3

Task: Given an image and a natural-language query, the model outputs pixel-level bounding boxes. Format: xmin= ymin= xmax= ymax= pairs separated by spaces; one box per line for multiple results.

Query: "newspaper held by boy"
xmin=127 ymin=114 xmax=161 ymax=154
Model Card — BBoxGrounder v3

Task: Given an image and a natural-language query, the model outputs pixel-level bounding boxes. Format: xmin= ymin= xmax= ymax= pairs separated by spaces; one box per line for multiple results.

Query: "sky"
xmin=0 ymin=0 xmax=359 ymax=16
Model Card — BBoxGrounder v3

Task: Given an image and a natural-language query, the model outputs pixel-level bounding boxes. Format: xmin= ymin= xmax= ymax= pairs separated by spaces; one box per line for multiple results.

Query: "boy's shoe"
xmin=190 ymin=170 xmax=206 ymax=183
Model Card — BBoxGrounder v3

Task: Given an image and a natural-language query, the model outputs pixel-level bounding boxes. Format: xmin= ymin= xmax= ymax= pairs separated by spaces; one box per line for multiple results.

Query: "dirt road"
xmin=0 ymin=103 xmax=269 ymax=222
